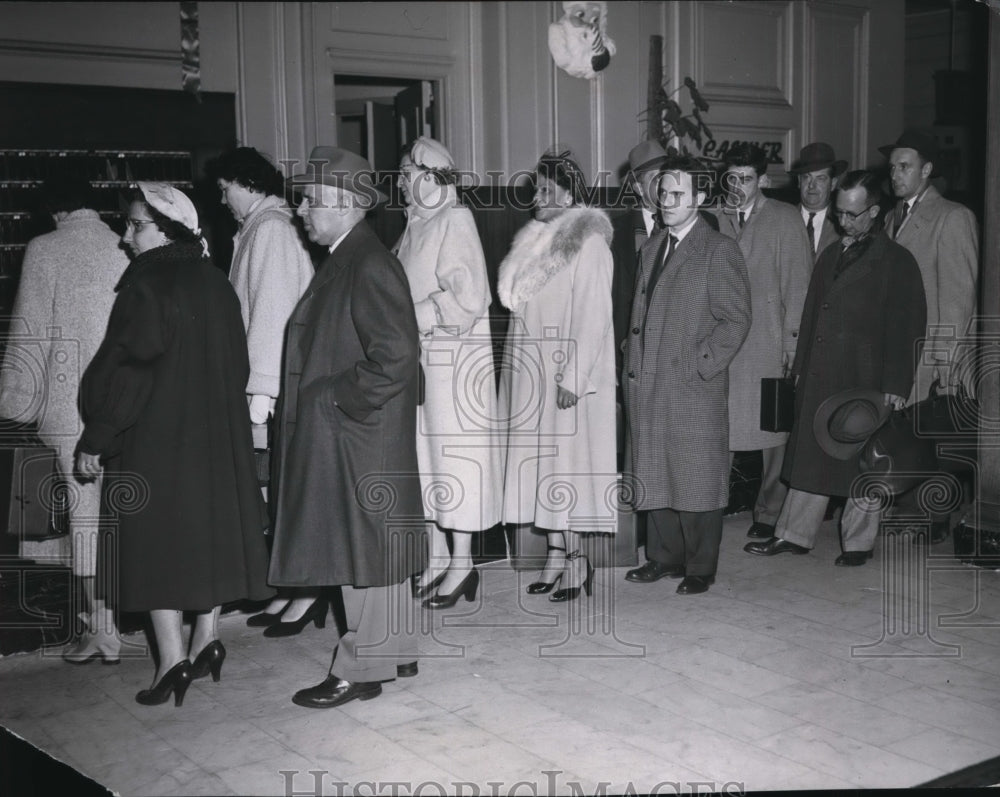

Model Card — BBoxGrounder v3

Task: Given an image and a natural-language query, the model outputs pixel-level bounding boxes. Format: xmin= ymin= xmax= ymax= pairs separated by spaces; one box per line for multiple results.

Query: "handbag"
xmin=760 ymin=373 xmax=795 ymax=432
xmin=2 ymin=446 xmax=70 ymax=540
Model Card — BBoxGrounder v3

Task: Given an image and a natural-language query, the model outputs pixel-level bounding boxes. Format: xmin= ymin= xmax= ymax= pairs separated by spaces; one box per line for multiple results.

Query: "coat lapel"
xmin=825 ymin=234 xmax=881 ymax=298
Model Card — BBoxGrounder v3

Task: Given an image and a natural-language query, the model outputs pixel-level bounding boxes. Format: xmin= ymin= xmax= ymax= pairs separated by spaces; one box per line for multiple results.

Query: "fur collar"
xmin=497 ymin=207 xmax=612 ymax=311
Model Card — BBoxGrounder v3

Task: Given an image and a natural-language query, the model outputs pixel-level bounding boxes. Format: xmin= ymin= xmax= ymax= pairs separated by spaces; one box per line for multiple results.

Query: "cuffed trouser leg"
xmin=841 ymin=495 xmax=881 ymax=552
xmin=332 ymin=581 xmax=415 ymax=683
xmin=646 ymin=508 xmax=723 ymax=576
xmin=754 ymin=444 xmax=790 ymax=526
xmin=774 ymin=488 xmax=830 ymax=549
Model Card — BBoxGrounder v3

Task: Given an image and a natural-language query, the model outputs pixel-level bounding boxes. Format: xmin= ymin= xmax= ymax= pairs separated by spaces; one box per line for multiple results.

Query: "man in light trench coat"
xmin=267 ymin=146 xmax=425 ymax=708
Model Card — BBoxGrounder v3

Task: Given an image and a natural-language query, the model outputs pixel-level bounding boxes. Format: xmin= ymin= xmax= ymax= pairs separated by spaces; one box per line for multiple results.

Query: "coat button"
xmin=816 ymin=335 xmax=823 ymax=342
xmin=628 ymin=371 xmax=635 ymax=379
xmin=822 ymin=302 xmax=830 ymax=309
xmin=631 ymin=326 xmax=640 ymax=335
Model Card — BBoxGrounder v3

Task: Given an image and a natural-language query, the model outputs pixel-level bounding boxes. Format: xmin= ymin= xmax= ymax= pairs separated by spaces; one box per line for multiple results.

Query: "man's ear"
xmin=758 ymin=173 xmax=771 ymax=190
xmin=695 ymin=189 xmax=708 ymax=207
xmin=921 ymin=160 xmax=933 ymax=181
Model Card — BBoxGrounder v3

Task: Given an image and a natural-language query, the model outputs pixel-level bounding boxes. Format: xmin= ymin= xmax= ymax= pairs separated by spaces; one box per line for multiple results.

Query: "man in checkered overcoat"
xmin=622 ymin=156 xmax=752 ymax=595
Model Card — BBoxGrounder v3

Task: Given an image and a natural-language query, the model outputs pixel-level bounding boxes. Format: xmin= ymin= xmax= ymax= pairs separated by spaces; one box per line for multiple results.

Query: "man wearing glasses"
xmin=745 ymin=170 xmax=926 ymax=566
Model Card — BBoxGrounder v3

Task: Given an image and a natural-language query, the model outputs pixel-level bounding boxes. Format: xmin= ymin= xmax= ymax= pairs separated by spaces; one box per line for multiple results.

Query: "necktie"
xmin=895 ymin=202 xmax=909 ymax=238
xmin=738 ymin=211 xmax=746 ymax=229
xmin=647 ymin=233 xmax=677 ymax=295
xmin=806 ymin=212 xmax=816 ymax=253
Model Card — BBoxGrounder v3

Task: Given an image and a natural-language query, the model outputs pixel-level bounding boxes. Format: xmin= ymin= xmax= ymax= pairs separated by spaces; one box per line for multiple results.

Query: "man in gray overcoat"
xmin=268 ymin=147 xmax=424 ymax=708
xmin=623 ymin=156 xmax=752 ymax=595
xmin=745 ymin=170 xmax=926 ymax=566
xmin=710 ymin=144 xmax=812 ymax=541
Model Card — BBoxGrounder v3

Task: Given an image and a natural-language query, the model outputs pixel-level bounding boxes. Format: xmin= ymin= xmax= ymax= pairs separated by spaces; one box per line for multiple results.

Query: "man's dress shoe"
xmin=676 ymin=575 xmax=714 ymax=595
xmin=835 ymin=550 xmax=873 ymax=567
xmin=746 ymin=522 xmax=776 ymax=539
xmin=292 ymin=676 xmax=382 ymax=708
xmin=624 ymin=561 xmax=685 ymax=583
xmin=744 ymin=537 xmax=810 ymax=556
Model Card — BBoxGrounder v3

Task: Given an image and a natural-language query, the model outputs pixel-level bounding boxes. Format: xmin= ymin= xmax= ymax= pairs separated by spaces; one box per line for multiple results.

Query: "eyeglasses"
xmin=126 ymin=218 xmax=156 ymax=230
xmin=834 ymin=205 xmax=876 ymax=221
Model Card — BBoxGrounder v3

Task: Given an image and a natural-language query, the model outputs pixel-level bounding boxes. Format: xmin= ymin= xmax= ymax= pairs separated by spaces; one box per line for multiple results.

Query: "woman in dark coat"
xmin=76 ymin=182 xmax=272 ymax=707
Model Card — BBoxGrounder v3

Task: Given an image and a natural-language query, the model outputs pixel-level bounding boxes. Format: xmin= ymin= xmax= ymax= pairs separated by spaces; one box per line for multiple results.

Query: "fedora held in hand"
xmin=813 ymin=388 xmax=892 ymax=461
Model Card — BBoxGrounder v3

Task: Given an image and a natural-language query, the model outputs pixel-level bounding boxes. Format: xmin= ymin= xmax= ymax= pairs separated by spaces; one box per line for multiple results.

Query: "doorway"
xmin=334 ymin=75 xmax=437 ymax=172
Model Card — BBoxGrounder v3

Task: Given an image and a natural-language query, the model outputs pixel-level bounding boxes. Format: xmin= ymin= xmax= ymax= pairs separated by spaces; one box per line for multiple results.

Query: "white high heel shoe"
xmin=63 ymin=610 xmax=121 ymax=665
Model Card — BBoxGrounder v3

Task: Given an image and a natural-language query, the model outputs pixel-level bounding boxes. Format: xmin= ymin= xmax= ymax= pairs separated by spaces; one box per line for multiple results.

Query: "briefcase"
xmin=760 ymin=376 xmax=795 ymax=432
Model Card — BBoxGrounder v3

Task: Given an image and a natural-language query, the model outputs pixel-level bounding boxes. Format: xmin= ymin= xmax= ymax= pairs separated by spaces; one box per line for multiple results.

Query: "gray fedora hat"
xmin=286 ymin=146 xmax=388 ymax=207
xmin=814 ymin=388 xmax=893 ymax=461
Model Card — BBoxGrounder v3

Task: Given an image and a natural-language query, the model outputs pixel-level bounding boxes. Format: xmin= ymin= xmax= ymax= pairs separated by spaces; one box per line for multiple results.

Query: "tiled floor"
xmin=2 ymin=512 xmax=999 ymax=795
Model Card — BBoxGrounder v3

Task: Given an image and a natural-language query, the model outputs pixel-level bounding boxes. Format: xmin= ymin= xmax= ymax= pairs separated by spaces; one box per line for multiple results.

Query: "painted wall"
xmin=0 ymin=1 xmax=905 ymax=181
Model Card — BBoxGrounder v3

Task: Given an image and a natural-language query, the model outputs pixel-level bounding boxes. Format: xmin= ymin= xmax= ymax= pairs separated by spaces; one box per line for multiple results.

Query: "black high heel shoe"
xmin=550 ymin=552 xmax=594 ymax=602
xmin=189 ymin=640 xmax=226 ymax=682
xmin=263 ymin=599 xmax=327 ymax=637
xmin=246 ymin=604 xmax=288 ymax=627
xmin=135 ymin=660 xmax=193 ymax=707
xmin=423 ymin=569 xmax=480 ymax=609
xmin=411 ymin=570 xmax=446 ymax=599
xmin=527 ymin=544 xmax=567 ymax=594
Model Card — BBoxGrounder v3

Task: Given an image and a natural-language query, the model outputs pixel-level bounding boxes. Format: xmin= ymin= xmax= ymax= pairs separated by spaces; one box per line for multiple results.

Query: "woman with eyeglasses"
xmin=76 ymin=182 xmax=272 ymax=706
xmin=393 ymin=137 xmax=501 ymax=609
xmin=497 ymin=147 xmax=618 ymax=601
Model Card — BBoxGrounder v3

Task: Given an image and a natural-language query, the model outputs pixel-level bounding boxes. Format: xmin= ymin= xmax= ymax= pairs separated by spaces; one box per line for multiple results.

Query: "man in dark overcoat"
xmin=267 ymin=147 xmax=424 ymax=708
xmin=790 ymin=142 xmax=846 ymax=263
xmin=745 ymin=170 xmax=927 ymax=566
xmin=623 ymin=155 xmax=752 ymax=595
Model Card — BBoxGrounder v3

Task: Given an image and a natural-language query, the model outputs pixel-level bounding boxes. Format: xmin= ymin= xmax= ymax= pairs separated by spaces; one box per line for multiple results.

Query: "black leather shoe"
xmin=396 ymin=661 xmax=418 ymax=678
xmin=835 ymin=550 xmax=873 ymax=567
xmin=263 ymin=599 xmax=327 ymax=637
xmin=676 ymin=575 xmax=714 ymax=595
xmin=744 ymin=537 xmax=810 ymax=556
xmin=746 ymin=521 xmax=776 ymax=539
xmin=625 ymin=560 xmax=684 ymax=583
xmin=189 ymin=640 xmax=226 ymax=682
xmin=246 ymin=606 xmax=287 ymax=627
xmin=292 ymin=676 xmax=382 ymax=708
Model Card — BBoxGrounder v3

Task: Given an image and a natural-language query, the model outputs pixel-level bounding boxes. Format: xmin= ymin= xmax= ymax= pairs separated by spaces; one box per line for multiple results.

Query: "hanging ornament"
xmin=548 ymin=1 xmax=616 ymax=80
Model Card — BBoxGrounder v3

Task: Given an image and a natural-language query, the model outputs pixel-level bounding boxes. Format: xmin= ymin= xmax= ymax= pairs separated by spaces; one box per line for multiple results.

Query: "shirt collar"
xmin=328 ymin=229 xmax=351 ymax=254
xmin=667 ymin=213 xmax=699 ymax=243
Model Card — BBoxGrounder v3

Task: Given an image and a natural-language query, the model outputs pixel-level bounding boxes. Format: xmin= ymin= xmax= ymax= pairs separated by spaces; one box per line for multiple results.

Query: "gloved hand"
xmin=249 ymin=394 xmax=271 ymax=425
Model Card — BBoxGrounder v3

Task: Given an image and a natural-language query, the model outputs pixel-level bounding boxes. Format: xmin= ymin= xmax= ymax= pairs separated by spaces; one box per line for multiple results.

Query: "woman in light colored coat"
xmin=498 ymin=148 xmax=617 ymax=602
xmin=0 ymin=177 xmax=128 ymax=663
xmin=395 ymin=138 xmax=501 ymax=608
xmin=209 ymin=148 xmax=318 ymax=633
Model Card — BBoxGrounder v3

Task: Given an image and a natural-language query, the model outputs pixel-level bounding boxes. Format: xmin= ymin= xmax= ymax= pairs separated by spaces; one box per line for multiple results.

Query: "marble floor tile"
xmin=646 ymin=642 xmax=803 ymax=698
xmin=214 ymin=751 xmax=327 ymax=797
xmin=883 ymin=727 xmax=1000 ymax=775
xmin=755 ymin=723 xmax=945 ymax=788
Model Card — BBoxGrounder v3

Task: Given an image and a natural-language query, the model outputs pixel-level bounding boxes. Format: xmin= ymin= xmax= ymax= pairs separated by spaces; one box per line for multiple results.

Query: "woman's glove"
xmin=249 ymin=394 xmax=271 ymax=425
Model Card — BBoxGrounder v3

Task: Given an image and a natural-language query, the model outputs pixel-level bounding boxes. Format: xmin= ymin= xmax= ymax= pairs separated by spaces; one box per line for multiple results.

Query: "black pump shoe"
xmin=550 ymin=552 xmax=594 ymax=602
xmin=246 ymin=605 xmax=288 ymax=627
xmin=423 ymin=569 xmax=479 ymax=609
xmin=189 ymin=640 xmax=226 ymax=682
xmin=527 ymin=544 xmax=567 ymax=594
xmin=412 ymin=571 xmax=446 ymax=599
xmin=135 ymin=660 xmax=193 ymax=707
xmin=263 ymin=599 xmax=328 ymax=637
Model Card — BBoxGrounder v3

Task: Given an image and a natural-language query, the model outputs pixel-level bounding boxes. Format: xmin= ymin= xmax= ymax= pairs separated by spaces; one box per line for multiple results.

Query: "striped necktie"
xmin=806 ymin=212 xmax=816 ymax=253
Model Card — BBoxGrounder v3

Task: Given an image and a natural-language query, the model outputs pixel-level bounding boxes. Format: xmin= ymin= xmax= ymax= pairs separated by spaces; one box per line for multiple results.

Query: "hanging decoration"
xmin=548 ymin=1 xmax=616 ymax=80
xmin=180 ymin=1 xmax=202 ymax=101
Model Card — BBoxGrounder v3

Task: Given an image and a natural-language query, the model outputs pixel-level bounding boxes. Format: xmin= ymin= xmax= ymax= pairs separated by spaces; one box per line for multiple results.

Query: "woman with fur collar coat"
xmin=498 ymin=149 xmax=617 ymax=602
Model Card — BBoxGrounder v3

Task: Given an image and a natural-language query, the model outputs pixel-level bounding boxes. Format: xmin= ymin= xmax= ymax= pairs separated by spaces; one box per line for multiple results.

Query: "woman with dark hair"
xmin=394 ymin=137 xmax=501 ymax=608
xmin=497 ymin=147 xmax=617 ymax=601
xmin=207 ymin=147 xmax=319 ymax=635
xmin=76 ymin=182 xmax=272 ymax=706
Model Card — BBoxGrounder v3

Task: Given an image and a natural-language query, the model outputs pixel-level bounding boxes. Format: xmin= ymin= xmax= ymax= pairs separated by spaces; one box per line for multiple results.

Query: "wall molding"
xmin=324 ymin=46 xmax=455 ymax=77
xmin=0 ymin=38 xmax=176 ymax=66
xmin=691 ymin=1 xmax=794 ymax=108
